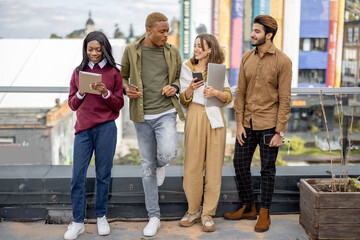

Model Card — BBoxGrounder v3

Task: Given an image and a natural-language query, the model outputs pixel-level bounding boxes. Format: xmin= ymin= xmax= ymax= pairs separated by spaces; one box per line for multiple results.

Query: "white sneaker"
xmin=97 ymin=215 xmax=110 ymax=236
xmin=156 ymin=166 xmax=165 ymax=186
xmin=143 ymin=217 xmax=161 ymax=237
xmin=64 ymin=222 xmax=85 ymax=240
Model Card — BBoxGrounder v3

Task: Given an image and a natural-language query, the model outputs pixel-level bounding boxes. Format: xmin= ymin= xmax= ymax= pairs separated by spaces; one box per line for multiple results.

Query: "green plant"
xmin=353 ymin=122 xmax=360 ymax=133
xmin=283 ymin=136 xmax=305 ymax=154
xmin=275 ymin=156 xmax=288 ymax=166
xmin=348 ymin=177 xmax=360 ymax=192
xmin=115 ymin=148 xmax=141 ymax=165
xmin=311 ymin=125 xmax=320 ymax=134
xmin=90 ymin=155 xmax=95 ymax=165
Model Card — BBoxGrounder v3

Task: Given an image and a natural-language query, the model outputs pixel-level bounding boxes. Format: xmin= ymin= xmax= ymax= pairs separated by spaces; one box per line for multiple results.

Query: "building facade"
xmin=343 ymin=20 xmax=360 ymax=87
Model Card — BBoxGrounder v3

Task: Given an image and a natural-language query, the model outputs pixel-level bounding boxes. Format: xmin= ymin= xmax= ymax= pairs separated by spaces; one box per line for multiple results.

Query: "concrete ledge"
xmin=0 ymin=165 xmax=359 ymax=221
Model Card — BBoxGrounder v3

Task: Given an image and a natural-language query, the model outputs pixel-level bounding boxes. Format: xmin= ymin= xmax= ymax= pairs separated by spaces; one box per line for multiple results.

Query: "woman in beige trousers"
xmin=179 ymin=34 xmax=232 ymax=232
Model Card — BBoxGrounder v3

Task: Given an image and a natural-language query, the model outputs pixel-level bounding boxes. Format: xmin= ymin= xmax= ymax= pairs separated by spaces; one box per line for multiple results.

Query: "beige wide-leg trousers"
xmin=183 ymin=103 xmax=226 ymax=216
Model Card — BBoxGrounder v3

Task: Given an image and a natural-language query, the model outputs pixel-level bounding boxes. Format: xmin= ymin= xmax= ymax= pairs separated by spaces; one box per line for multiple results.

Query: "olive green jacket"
xmin=121 ymin=37 xmax=185 ymax=122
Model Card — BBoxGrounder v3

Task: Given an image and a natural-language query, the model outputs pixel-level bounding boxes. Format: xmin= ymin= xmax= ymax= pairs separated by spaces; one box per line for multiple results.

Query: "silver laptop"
xmin=205 ymin=63 xmax=226 ymax=107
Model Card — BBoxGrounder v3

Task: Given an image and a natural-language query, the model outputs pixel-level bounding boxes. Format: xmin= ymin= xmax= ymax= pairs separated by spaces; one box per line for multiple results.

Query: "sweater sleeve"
xmin=103 ymin=71 xmax=124 ymax=112
xmin=68 ymin=69 xmax=84 ymax=111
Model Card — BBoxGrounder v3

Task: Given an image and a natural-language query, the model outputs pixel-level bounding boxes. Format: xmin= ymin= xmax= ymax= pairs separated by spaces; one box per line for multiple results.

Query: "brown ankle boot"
xmin=254 ymin=208 xmax=271 ymax=232
xmin=224 ymin=203 xmax=257 ymax=220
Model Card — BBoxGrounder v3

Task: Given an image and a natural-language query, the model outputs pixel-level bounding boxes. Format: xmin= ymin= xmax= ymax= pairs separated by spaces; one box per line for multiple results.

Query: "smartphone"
xmin=192 ymin=72 xmax=203 ymax=83
xmin=263 ymin=134 xmax=274 ymax=145
xmin=264 ymin=134 xmax=287 ymax=145
xmin=128 ymin=84 xmax=138 ymax=91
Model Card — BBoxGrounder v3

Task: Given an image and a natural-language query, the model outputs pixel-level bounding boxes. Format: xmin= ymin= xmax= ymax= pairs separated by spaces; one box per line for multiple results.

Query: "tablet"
xmin=79 ymin=71 xmax=102 ymax=95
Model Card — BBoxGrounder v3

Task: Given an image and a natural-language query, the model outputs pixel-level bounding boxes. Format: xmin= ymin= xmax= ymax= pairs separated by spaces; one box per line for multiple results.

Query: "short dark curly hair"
xmin=145 ymin=12 xmax=168 ymax=28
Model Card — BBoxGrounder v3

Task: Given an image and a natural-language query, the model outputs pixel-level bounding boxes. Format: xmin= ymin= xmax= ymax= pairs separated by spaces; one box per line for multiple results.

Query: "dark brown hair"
xmin=190 ymin=34 xmax=225 ymax=65
xmin=254 ymin=15 xmax=278 ymax=42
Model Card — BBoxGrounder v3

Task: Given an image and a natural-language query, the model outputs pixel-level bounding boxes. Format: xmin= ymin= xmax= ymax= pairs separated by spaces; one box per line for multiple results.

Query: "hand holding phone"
xmin=127 ymin=84 xmax=138 ymax=92
xmin=264 ymin=133 xmax=284 ymax=147
xmin=126 ymin=83 xmax=141 ymax=99
xmin=263 ymin=134 xmax=274 ymax=145
xmin=192 ymin=72 xmax=203 ymax=83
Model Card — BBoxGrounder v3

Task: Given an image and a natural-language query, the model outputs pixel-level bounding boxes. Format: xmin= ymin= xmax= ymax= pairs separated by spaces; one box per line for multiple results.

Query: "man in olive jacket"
xmin=121 ymin=12 xmax=184 ymax=237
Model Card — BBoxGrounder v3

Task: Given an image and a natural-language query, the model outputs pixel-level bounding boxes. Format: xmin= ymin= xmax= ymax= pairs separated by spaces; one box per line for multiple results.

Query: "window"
xmin=344 ymin=49 xmax=357 ymax=60
xmin=313 ymin=38 xmax=327 ymax=51
xmin=302 ymin=39 xmax=311 ymax=51
xmin=0 ymin=136 xmax=15 ymax=144
xmin=343 ymin=49 xmax=358 ymax=77
xmin=298 ymin=69 xmax=326 ymax=84
xmin=344 ymin=60 xmax=357 ymax=77
xmin=299 ymin=38 xmax=327 ymax=51
xmin=348 ymin=27 xmax=353 ymax=43
xmin=354 ymin=27 xmax=359 ymax=43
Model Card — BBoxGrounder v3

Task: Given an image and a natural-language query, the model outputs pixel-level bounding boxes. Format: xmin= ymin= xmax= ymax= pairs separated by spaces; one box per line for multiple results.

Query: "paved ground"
xmin=0 ymin=214 xmax=309 ymax=240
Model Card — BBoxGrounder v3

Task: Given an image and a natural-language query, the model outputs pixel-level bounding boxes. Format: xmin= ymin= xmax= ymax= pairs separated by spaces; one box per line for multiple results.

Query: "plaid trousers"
xmin=233 ymin=126 xmax=279 ymax=209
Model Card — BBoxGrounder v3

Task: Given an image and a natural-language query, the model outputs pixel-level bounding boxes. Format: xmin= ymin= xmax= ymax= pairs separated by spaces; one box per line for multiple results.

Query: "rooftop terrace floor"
xmin=0 ymin=214 xmax=308 ymax=240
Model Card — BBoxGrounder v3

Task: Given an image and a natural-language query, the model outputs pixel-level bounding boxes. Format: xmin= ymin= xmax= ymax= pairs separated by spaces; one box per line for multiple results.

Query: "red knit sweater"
xmin=68 ymin=64 xmax=124 ymax=134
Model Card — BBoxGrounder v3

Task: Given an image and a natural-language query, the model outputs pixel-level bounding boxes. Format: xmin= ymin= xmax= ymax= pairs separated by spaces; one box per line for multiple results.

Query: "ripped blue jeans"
xmin=133 ymin=112 xmax=178 ymax=218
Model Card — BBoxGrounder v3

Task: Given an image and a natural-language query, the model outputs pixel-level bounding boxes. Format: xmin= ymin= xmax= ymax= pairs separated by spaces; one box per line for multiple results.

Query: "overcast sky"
xmin=0 ymin=0 xmax=180 ymax=38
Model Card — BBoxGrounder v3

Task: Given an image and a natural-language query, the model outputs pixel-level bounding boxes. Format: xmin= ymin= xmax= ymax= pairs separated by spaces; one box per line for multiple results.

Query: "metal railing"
xmin=1 ymin=86 xmax=360 ymax=94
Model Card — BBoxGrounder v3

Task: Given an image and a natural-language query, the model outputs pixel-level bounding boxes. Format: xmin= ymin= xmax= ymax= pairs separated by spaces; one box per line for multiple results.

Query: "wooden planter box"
xmin=299 ymin=178 xmax=360 ymax=240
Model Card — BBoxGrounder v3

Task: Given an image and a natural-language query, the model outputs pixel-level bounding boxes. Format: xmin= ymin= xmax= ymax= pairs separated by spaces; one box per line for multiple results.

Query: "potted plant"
xmin=299 ymin=88 xmax=360 ymax=240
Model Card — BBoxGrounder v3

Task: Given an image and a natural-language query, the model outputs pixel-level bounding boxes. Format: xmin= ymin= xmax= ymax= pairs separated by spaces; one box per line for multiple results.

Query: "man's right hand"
xmin=125 ymin=85 xmax=142 ymax=99
xmin=236 ymin=123 xmax=246 ymax=146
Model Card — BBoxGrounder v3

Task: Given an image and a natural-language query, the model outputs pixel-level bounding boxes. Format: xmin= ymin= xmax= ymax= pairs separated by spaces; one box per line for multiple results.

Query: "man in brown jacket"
xmin=224 ymin=15 xmax=292 ymax=232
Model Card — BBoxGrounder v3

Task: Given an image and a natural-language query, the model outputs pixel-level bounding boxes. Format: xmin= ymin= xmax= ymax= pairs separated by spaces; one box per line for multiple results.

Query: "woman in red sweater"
xmin=64 ymin=31 xmax=124 ymax=240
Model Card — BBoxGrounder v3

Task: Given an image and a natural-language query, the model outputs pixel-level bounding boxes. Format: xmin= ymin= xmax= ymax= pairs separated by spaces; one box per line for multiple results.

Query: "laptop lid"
xmin=205 ymin=63 xmax=226 ymax=107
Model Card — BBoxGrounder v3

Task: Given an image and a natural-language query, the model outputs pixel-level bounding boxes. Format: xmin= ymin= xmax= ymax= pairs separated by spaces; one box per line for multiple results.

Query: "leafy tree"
xmin=114 ymin=24 xmax=125 ymax=39
xmin=128 ymin=23 xmax=134 ymax=39
xmin=50 ymin=33 xmax=62 ymax=39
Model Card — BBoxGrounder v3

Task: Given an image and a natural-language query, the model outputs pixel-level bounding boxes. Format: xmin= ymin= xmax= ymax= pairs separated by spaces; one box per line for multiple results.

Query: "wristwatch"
xmin=276 ymin=132 xmax=285 ymax=137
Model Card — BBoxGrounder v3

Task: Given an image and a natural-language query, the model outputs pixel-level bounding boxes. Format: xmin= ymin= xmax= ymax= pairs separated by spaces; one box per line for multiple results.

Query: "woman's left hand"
xmin=91 ymin=82 xmax=108 ymax=96
xmin=204 ymin=86 xmax=217 ymax=98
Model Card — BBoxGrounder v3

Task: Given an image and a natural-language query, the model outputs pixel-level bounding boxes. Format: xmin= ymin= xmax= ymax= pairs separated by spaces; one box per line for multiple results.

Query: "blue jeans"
xmin=134 ymin=112 xmax=178 ymax=218
xmin=71 ymin=121 xmax=117 ymax=222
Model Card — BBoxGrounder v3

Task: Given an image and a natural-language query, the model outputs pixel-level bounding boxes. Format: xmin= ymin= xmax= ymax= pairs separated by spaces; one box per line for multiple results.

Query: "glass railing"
xmin=1 ymin=87 xmax=359 ymax=168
